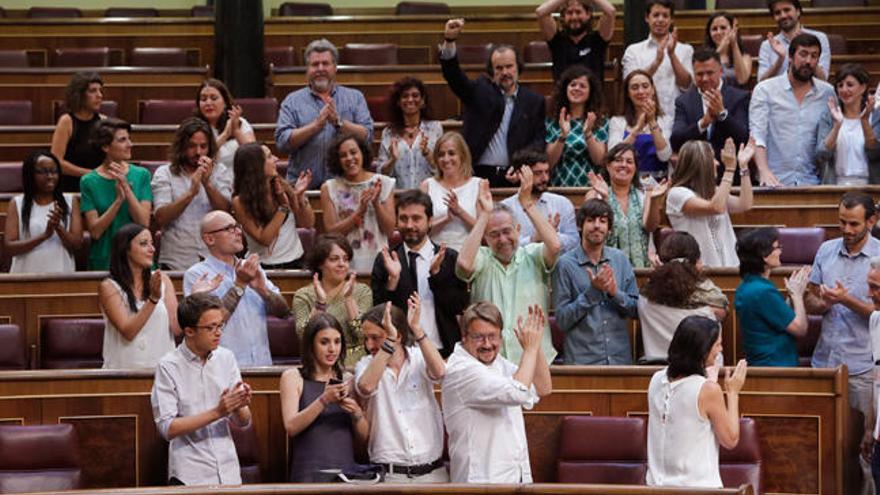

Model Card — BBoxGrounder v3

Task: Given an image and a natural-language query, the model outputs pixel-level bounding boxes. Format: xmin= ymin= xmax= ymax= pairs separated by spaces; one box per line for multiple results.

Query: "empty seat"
xmin=456 ymin=44 xmax=492 ymax=65
xmin=130 ymin=47 xmax=188 ymax=67
xmin=27 ymin=7 xmax=82 ymax=18
xmin=0 ymin=162 xmax=24 ymax=192
xmin=237 ymin=98 xmax=278 ymax=124
xmin=278 ymin=2 xmax=333 ymax=16
xmin=812 ymin=0 xmax=865 ymax=5
xmin=720 ymin=417 xmax=763 ymax=494
xmin=340 ymin=44 xmax=398 ymax=66
xmin=777 ymin=227 xmax=824 ymax=266
xmin=190 ymin=5 xmax=214 ymax=17
xmin=0 ymin=50 xmax=29 ymax=68
xmin=715 ymin=0 xmax=766 ymax=7
xmin=0 ymin=424 xmax=82 ymax=494
xmin=138 ymin=100 xmax=196 ymax=125
xmin=796 ymin=315 xmax=822 ymax=367
xmin=557 ymin=415 xmax=647 ymax=484
xmin=524 ymin=41 xmax=551 ymax=64
xmin=265 ymin=46 xmax=296 ymax=68
xmin=40 ymin=318 xmax=104 ymax=369
xmin=229 ymin=419 xmax=261 ymax=483
xmin=268 ymin=316 xmax=299 ymax=366
xmin=53 ymin=101 xmax=118 ymax=122
xmin=104 ymin=7 xmax=159 ymax=17
xmin=0 ymin=325 xmax=26 ymax=370
xmin=366 ymin=95 xmax=392 ymax=123
xmin=51 ymin=48 xmax=111 ymax=68
xmin=0 ymin=101 xmax=33 ymax=126
xmin=395 ymin=1 xmax=451 ymax=15
xmin=297 ymin=228 xmax=315 ymax=254
xmin=828 ymin=34 xmax=847 ymax=56
xmin=741 ymin=34 xmax=763 ymax=58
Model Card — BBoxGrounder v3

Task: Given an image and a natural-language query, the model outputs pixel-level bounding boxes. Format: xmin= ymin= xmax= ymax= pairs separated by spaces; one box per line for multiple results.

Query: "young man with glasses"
xmin=151 ymin=292 xmax=252 ymax=486
xmin=182 ymin=210 xmax=290 ymax=367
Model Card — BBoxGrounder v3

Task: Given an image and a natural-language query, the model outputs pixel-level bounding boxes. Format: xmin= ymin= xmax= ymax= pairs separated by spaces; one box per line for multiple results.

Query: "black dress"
xmin=289 ymin=378 xmax=355 ymax=482
xmin=61 ymin=112 xmax=103 ymax=192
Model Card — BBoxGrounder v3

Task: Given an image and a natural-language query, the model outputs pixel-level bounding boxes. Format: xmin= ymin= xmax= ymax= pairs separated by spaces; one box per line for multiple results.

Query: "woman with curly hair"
xmin=545 ymin=64 xmax=609 ymax=186
xmin=51 ymin=72 xmax=107 ymax=192
xmin=703 ymin=12 xmax=752 ymax=87
xmin=232 ymin=142 xmax=313 ymax=269
xmin=194 ymin=78 xmax=256 ymax=170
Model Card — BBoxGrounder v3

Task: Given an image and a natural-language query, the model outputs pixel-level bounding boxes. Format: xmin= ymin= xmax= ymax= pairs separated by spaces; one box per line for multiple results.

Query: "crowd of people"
xmin=5 ymin=0 xmax=880 ymax=492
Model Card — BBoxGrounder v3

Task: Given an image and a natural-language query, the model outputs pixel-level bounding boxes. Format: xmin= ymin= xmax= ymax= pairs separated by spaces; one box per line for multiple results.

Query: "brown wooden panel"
xmin=61 ymin=415 xmax=139 ymax=488
xmin=750 ymin=415 xmax=820 ymax=494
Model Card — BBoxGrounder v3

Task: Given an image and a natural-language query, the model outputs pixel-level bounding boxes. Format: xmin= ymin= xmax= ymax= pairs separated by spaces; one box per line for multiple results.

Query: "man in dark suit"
xmin=670 ymin=47 xmax=751 ymax=181
xmin=371 ymin=190 xmax=469 ymax=358
xmin=440 ymin=18 xmax=546 ymax=187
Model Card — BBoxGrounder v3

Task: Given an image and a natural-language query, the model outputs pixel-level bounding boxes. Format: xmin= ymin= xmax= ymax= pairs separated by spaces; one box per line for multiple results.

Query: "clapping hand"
xmin=381 ymin=301 xmax=399 ymax=341
xmin=312 ymin=272 xmax=328 ymax=305
xmin=828 ymin=96 xmax=844 ymax=124
xmin=429 ymin=243 xmax=447 ymax=275
xmin=721 ymin=137 xmax=737 ymax=171
xmin=191 ymin=272 xmax=223 ymax=294
xmin=767 ymin=32 xmax=786 ymax=58
xmin=43 ymin=203 xmax=62 ymax=237
xmin=197 ymin=155 xmax=214 ymax=185
xmin=784 ymin=266 xmax=811 ymax=297
xmin=149 ymin=270 xmax=163 ymax=302
xmin=737 ymin=138 xmax=756 ymax=169
xmin=587 ymin=263 xmax=617 ymax=297
xmin=558 ymin=107 xmax=571 ymax=138
xmin=819 ymin=281 xmax=849 ymax=305
xmin=217 ymin=382 xmax=252 ymax=415
xmin=666 ymin=27 xmax=679 ymax=55
xmin=407 ymin=292 xmax=423 ymax=335
xmin=293 ymin=170 xmax=311 ymax=197
xmin=586 ymin=170 xmax=609 ymax=200
xmin=477 ymin=181 xmax=494 ymax=211
xmin=723 ymin=359 xmax=748 ymax=394
xmin=514 ymin=305 xmax=546 ymax=352
xmin=647 ymin=178 xmax=669 ymax=199
xmin=234 ymin=253 xmax=260 ymax=287
xmin=444 ymin=190 xmax=463 ymax=217
xmin=380 ymin=246 xmax=401 ymax=280
xmin=517 ymin=165 xmax=535 ymax=207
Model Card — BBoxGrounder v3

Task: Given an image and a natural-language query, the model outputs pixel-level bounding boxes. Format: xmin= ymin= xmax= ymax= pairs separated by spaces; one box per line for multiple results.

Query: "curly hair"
xmin=169 ymin=117 xmax=217 ymax=176
xmin=232 ymin=142 xmax=274 ymax=226
xmin=551 ymin=64 xmax=604 ymax=122
xmin=90 ymin=118 xmax=131 ymax=164
xmin=387 ymin=77 xmax=432 ymax=134
xmin=640 ymin=231 xmax=703 ymax=307
xmin=194 ymin=78 xmax=234 ymax=132
xmin=64 ymin=72 xmax=103 ymax=115
xmin=327 ymin=133 xmax=372 ymax=177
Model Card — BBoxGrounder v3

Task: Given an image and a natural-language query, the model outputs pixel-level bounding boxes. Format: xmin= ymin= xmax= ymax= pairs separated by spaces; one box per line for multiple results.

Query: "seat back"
xmin=557 ymin=415 xmax=648 ymax=484
xmin=130 ymin=48 xmax=188 ymax=67
xmin=0 ymin=162 xmax=23 ymax=193
xmin=267 ymin=316 xmax=299 ymax=366
xmin=237 ymin=98 xmax=279 ymax=124
xmin=278 ymin=2 xmax=333 ymax=16
xmin=0 ymin=424 xmax=82 ymax=493
xmin=455 ymin=44 xmax=492 ymax=65
xmin=796 ymin=315 xmax=823 ymax=367
xmin=190 ymin=5 xmax=214 ymax=17
xmin=812 ymin=0 xmax=865 ymax=6
xmin=228 ymin=419 xmax=261 ymax=483
xmin=366 ymin=95 xmax=392 ymax=123
xmin=524 ymin=41 xmax=551 ymax=63
xmin=715 ymin=0 xmax=766 ymax=7
xmin=104 ymin=7 xmax=159 ymax=17
xmin=265 ymin=46 xmax=296 ymax=68
xmin=827 ymin=34 xmax=847 ymax=56
xmin=297 ymin=228 xmax=316 ymax=255
xmin=341 ymin=44 xmax=398 ymax=66
xmin=0 ymin=101 xmax=33 ymax=126
xmin=40 ymin=318 xmax=104 ymax=369
xmin=720 ymin=417 xmax=763 ymax=494
xmin=52 ymin=48 xmax=111 ymax=68
xmin=0 ymin=325 xmax=26 ymax=370
xmin=741 ymin=34 xmax=762 ymax=58
xmin=395 ymin=1 xmax=451 ymax=15
xmin=0 ymin=50 xmax=29 ymax=68
xmin=777 ymin=227 xmax=824 ymax=266
xmin=53 ymin=101 xmax=118 ymax=122
xmin=138 ymin=99 xmax=196 ymax=125
xmin=27 ymin=7 xmax=82 ymax=18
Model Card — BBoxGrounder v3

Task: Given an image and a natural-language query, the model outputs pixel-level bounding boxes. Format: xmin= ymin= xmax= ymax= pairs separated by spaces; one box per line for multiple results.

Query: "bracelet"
xmin=351 ymin=412 xmax=364 ymax=421
xmin=415 ymin=333 xmax=428 ymax=343
xmin=148 ymin=297 xmax=160 ymax=305
xmin=721 ymin=177 xmax=734 ymax=184
xmin=315 ymin=301 xmax=327 ymax=311
xmin=277 ymin=205 xmax=291 ymax=215
xmin=381 ymin=340 xmax=396 ymax=355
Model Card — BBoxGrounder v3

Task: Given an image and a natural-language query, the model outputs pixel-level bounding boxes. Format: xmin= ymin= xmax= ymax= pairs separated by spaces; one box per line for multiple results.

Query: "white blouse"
xmin=102 ymin=279 xmax=174 ymax=369
xmin=9 ymin=194 xmax=76 ymax=274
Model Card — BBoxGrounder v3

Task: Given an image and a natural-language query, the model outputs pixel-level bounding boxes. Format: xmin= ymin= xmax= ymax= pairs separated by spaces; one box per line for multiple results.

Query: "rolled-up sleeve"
xmin=275 ymin=94 xmax=300 ymax=154
xmin=457 ymin=365 xmax=537 ymax=409
xmin=151 ymin=167 xmax=172 ymax=209
xmin=151 ymin=361 xmax=179 ymax=441
xmin=350 ymin=92 xmax=374 ymax=142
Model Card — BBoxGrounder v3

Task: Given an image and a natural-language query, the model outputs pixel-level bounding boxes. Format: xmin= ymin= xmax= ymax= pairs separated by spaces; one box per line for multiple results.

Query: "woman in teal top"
xmin=734 ymin=228 xmax=810 ymax=366
xmin=81 ymin=118 xmax=152 ymax=270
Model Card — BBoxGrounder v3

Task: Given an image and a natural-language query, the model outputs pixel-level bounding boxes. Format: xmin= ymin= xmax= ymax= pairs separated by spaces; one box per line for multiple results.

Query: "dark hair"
xmin=300 ymin=313 xmax=346 ymax=381
xmin=395 ymin=189 xmax=433 ymax=218
xmin=362 ymin=303 xmax=414 ymax=347
xmin=642 ymin=232 xmax=703 ymax=306
xmin=577 ymin=198 xmax=614 ymax=232
xmin=20 ymin=150 xmax=69 ymax=236
xmin=512 ymin=148 xmax=550 ymax=170
xmin=789 ymin=33 xmax=821 ymax=59
xmin=834 ymin=64 xmax=870 ymax=111
xmin=327 ymin=133 xmax=372 ymax=177
xmin=194 ymin=78 xmax=234 ymax=132
xmin=551 ymin=64 xmax=604 ymax=122
xmin=645 ymin=0 xmax=674 ymax=16
xmin=108 ymin=224 xmax=152 ymax=313
xmin=307 ymin=233 xmax=354 ymax=275
xmin=667 ymin=315 xmax=720 ymax=380
xmin=178 ymin=292 xmax=223 ymax=331
xmin=557 ymin=0 xmax=595 ymax=32
xmin=840 ymin=191 xmax=877 ymax=219
xmin=703 ymin=12 xmax=744 ymax=63
xmin=736 ymin=227 xmax=779 ymax=277
xmin=693 ymin=46 xmax=722 ymax=65
xmin=232 ymin=142 xmax=275 ymax=226
xmin=90 ymin=118 xmax=132 ymax=163
xmin=485 ymin=44 xmax=524 ymax=77
xmin=623 ymin=70 xmax=664 ymax=128
xmin=601 ymin=143 xmax=641 ymax=190
xmin=387 ymin=77 xmax=432 ymax=134
xmin=169 ymin=117 xmax=218 ymax=176
xmin=65 ymin=72 xmax=103 ymax=114
xmin=768 ymin=0 xmax=802 ymax=16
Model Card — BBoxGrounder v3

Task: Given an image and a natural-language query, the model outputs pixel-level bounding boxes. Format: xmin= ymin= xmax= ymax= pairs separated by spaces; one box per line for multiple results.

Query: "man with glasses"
xmin=151 ymin=292 xmax=252 ymax=486
xmin=183 ymin=210 xmax=290 ymax=367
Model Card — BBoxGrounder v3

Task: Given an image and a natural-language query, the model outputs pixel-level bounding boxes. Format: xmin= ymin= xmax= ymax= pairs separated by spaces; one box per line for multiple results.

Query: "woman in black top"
xmin=50 ymin=72 xmax=107 ymax=192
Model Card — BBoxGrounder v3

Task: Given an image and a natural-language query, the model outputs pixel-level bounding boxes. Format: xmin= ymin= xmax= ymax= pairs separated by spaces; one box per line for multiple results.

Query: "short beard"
xmin=791 ymin=65 xmax=814 ymax=82
xmin=564 ymin=23 xmax=588 ymax=37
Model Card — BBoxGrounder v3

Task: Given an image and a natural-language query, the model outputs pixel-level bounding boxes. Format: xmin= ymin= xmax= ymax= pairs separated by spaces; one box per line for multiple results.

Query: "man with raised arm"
xmin=535 ymin=0 xmax=615 ymax=80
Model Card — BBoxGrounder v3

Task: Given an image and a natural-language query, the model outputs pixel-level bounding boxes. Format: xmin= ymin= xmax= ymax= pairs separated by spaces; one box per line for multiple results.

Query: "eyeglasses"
xmin=206 ymin=223 xmax=242 ymax=235
xmin=34 ymin=168 xmax=60 ymax=176
xmin=194 ymin=323 xmax=225 ymax=333
xmin=467 ymin=333 xmax=500 ymax=344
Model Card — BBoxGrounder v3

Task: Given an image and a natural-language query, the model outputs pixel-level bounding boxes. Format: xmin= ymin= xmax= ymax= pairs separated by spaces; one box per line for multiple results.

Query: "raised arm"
xmin=518 ymin=166 xmax=561 ymax=267
xmin=456 ymin=185 xmax=493 ymax=279
xmin=700 ymin=359 xmax=747 ymax=449
xmin=535 ymin=0 xmax=564 ymax=40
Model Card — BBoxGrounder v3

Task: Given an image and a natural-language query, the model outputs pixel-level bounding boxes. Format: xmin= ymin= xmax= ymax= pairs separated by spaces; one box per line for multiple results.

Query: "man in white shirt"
xmin=355 ymin=299 xmax=448 ymax=483
xmin=442 ymin=301 xmax=552 ymax=483
xmin=621 ymin=0 xmax=693 ymax=124
xmin=757 ymin=0 xmax=830 ymax=82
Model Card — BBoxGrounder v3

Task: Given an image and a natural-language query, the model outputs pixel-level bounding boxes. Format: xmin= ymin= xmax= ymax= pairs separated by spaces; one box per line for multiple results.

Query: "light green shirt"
xmin=456 ymin=244 xmax=557 ymax=364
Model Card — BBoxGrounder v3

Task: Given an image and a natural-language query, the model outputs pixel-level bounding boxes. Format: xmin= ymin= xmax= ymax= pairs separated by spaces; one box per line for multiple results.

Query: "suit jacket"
xmin=370 ymin=241 xmax=469 ymax=357
xmin=670 ymin=83 xmax=750 ymax=158
xmin=440 ymin=54 xmax=546 ymax=164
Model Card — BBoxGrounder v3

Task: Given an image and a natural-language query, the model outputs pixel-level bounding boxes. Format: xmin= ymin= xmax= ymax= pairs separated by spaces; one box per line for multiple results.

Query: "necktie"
xmin=408 ymin=251 xmax=420 ymax=296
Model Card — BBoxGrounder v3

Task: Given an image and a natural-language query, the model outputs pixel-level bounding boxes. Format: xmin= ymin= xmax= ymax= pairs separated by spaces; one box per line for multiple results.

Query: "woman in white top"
xmin=99 ymin=224 xmax=179 ymax=369
xmin=608 ymin=70 xmax=673 ymax=179
xmin=5 ymin=151 xmax=82 ymax=273
xmin=195 ymin=78 xmax=256 ymax=170
xmin=321 ymin=134 xmax=396 ymax=273
xmin=666 ymin=138 xmax=754 ymax=268
xmin=233 ymin=142 xmax=313 ymax=269
xmin=376 ymin=77 xmax=442 ymax=189
xmin=646 ymin=315 xmax=747 ymax=488
xmin=816 ymin=64 xmax=880 ymax=185
xmin=420 ymin=131 xmax=489 ymax=252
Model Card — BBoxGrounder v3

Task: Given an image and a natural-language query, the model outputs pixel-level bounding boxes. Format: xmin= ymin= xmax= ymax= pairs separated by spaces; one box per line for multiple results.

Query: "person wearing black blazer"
xmin=371 ymin=190 xmax=469 ymax=358
xmin=439 ymin=18 xmax=546 ymax=187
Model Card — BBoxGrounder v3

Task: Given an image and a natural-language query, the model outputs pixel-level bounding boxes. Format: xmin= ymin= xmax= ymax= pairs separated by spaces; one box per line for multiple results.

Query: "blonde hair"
xmin=670 ymin=140 xmax=717 ymax=200
xmin=433 ymin=131 xmax=473 ymax=180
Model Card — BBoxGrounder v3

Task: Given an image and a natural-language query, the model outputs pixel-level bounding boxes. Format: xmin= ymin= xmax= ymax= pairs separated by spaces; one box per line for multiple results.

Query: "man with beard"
xmin=500 ymin=149 xmax=579 ymax=252
xmin=441 ymin=301 xmax=552 ymax=483
xmin=439 ymin=19 xmax=546 ymax=187
xmin=552 ymin=199 xmax=639 ymax=365
xmin=152 ymin=118 xmax=232 ymax=270
xmin=535 ymin=0 xmax=615 ymax=81
xmin=370 ymin=190 xmax=469 ymax=357
xmin=276 ymin=39 xmax=373 ymax=189
xmin=456 ymin=168 xmax=561 ymax=364
xmin=758 ymin=0 xmax=830 ymax=82
xmin=749 ymin=33 xmax=833 ymax=186
xmin=805 ymin=192 xmax=880 ymax=494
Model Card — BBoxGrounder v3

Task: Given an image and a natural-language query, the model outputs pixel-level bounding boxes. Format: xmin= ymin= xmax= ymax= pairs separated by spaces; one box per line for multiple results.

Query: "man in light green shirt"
xmin=456 ymin=167 xmax=562 ymax=364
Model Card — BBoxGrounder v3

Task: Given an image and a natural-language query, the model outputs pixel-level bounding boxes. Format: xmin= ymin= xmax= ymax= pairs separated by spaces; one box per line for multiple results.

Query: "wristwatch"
xmin=333 ymin=117 xmax=343 ymax=130
xmin=717 ymin=109 xmax=729 ymax=122
xmin=232 ymin=284 xmax=245 ymax=297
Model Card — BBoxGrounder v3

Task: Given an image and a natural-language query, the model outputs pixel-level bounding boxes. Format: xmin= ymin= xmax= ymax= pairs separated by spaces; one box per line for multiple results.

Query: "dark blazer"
xmin=670 ymin=83 xmax=750 ymax=159
xmin=370 ymin=241 xmax=469 ymax=357
xmin=440 ymin=54 xmax=546 ymax=164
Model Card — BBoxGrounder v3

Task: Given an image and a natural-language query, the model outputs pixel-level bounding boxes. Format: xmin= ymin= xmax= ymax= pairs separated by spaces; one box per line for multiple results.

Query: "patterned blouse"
xmin=606 ymin=187 xmax=649 ymax=268
xmin=545 ymin=116 xmax=610 ymax=187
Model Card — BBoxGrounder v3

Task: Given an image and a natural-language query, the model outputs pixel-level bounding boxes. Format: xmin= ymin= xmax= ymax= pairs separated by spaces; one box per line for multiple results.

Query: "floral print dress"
xmin=326 ymin=174 xmax=396 ymax=273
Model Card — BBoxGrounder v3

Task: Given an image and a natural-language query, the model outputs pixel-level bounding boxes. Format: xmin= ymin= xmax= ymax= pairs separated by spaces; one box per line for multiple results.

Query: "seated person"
xmin=51 ymin=71 xmax=106 ymax=192
xmin=194 ymin=78 xmax=256 ymax=170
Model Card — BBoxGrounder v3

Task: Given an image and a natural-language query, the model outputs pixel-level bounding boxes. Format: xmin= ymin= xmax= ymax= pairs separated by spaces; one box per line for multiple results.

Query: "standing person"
xmin=152 ymin=117 xmax=232 ymax=270
xmin=355 ymin=299 xmax=448 ymax=483
xmin=758 ymin=0 xmax=830 ymax=82
xmin=276 ymin=39 xmax=373 ymax=189
xmin=280 ymin=313 xmax=368 ymax=482
xmin=703 ymin=12 xmax=752 ymax=87
xmin=321 ymin=134 xmax=396 ymax=273
xmin=865 ymin=258 xmax=880 ymax=491
xmin=646 ymin=315 xmax=747 ymax=488
xmin=442 ymin=302 xmax=552 ymax=483
xmin=99 ymin=225 xmax=178 ymax=369
xmin=439 ymin=19 xmax=546 ymax=186
xmin=151 ymin=292 xmax=252 ymax=486
xmin=535 ymin=0 xmax=616 ymax=81
xmin=194 ymin=78 xmax=256 ymax=170
xmin=232 ymin=142 xmax=313 ymax=270
xmin=371 ymin=190 xmax=469 ymax=357
xmin=376 ymin=77 xmax=442 ymax=189
xmin=80 ymin=118 xmax=152 ymax=271
xmin=5 ymin=150 xmax=81 ymax=273
xmin=608 ymin=70 xmax=673 ymax=179
xmin=420 ymin=131 xmax=489 ymax=252
xmin=51 ymin=72 xmax=106 ymax=192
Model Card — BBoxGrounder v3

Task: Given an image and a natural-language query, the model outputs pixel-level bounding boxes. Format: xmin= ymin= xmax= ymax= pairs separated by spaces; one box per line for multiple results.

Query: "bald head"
xmin=200 ymin=210 xmax=243 ymax=258
xmin=200 ymin=210 xmax=235 ymax=235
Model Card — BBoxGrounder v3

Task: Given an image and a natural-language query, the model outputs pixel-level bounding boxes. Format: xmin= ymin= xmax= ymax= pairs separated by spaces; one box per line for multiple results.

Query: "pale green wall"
xmin=1 ymin=0 xmax=631 ymax=11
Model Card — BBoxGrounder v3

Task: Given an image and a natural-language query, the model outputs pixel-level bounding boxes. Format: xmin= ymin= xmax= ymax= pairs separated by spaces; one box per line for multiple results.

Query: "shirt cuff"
xmin=439 ymin=43 xmax=456 ymax=60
